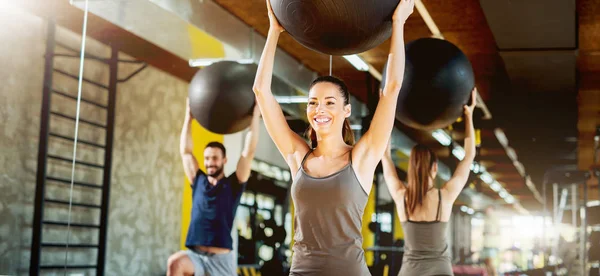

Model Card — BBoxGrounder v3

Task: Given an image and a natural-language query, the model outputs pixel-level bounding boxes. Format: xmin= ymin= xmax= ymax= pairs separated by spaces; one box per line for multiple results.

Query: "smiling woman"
xmin=305 ymin=76 xmax=355 ymax=149
xmin=251 ymin=0 xmax=415 ymax=275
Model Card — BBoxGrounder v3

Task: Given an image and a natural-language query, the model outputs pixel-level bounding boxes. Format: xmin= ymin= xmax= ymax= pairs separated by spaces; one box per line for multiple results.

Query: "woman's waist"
xmin=291 ymin=243 xmax=367 ymax=271
xmin=403 ymin=248 xmax=451 ymax=261
xmin=293 ymin=240 xmax=364 ymax=254
xmin=399 ymin=257 xmax=453 ymax=275
xmin=290 ymin=252 xmax=369 ymax=275
xmin=402 ymin=233 xmax=449 ymax=252
xmin=293 ymin=219 xmax=364 ymax=247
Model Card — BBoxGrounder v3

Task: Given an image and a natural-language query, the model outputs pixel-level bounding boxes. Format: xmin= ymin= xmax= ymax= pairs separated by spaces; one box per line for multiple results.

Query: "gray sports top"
xmin=289 ymin=149 xmax=371 ymax=276
xmin=399 ymin=190 xmax=453 ymax=276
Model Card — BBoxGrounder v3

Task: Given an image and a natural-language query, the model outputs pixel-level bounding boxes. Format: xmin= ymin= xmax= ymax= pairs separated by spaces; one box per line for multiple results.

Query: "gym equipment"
xmin=381 ymin=38 xmax=475 ymax=131
xmin=544 ymin=169 xmax=590 ymax=275
xmin=589 ymin=231 xmax=600 ymax=262
xmin=270 ymin=0 xmax=400 ymax=55
xmin=188 ymin=61 xmax=256 ymax=134
xmin=258 ymin=218 xmax=286 ymax=247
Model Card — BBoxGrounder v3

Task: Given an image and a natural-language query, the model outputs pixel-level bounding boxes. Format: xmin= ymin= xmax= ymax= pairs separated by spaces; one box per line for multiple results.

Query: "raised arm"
xmin=382 ymin=140 xmax=406 ymax=201
xmin=252 ymin=0 xmax=309 ymax=166
xmin=353 ymin=0 xmax=414 ymax=174
xmin=236 ymin=104 xmax=261 ymax=183
xmin=180 ymin=99 xmax=200 ymax=183
xmin=442 ymin=90 xmax=477 ymax=201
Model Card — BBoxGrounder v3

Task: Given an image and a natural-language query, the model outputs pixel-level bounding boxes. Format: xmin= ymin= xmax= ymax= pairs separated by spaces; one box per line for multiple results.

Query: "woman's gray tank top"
xmin=289 ymin=149 xmax=371 ymax=276
xmin=399 ymin=189 xmax=453 ymax=276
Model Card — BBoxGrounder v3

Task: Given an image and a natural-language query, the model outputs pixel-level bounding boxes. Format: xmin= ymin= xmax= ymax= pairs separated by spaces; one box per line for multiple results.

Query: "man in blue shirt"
xmin=167 ymin=99 xmax=261 ymax=276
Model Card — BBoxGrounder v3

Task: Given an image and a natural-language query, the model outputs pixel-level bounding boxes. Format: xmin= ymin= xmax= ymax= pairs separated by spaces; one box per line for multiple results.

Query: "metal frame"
xmin=583 ymin=181 xmax=589 ymax=274
xmin=96 ymin=46 xmax=119 ymax=276
xmin=237 ymin=175 xmax=288 ymax=266
xmin=30 ymin=19 xmax=56 ymax=276
xmin=30 ymin=19 xmax=145 ymax=275
xmin=117 ymin=63 xmax=147 ymax=83
xmin=53 ymin=68 xmax=109 ymax=90
xmin=545 ymin=170 xmax=589 ymax=275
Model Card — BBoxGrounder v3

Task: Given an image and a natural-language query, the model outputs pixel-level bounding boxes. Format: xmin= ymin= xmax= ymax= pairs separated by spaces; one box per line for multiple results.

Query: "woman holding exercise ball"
xmin=252 ymin=0 xmax=415 ymax=274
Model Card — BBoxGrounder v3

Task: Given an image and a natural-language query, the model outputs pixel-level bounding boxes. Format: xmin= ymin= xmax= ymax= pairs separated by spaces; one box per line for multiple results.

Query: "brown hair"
xmin=406 ymin=144 xmax=438 ymax=215
xmin=305 ymin=76 xmax=355 ymax=148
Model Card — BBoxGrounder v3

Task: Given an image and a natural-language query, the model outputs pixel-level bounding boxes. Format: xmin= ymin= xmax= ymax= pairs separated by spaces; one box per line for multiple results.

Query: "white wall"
xmin=223 ymin=119 xmax=288 ymax=174
xmin=254 ymin=120 xmax=288 ymax=169
xmin=223 ymin=131 xmax=244 ymax=177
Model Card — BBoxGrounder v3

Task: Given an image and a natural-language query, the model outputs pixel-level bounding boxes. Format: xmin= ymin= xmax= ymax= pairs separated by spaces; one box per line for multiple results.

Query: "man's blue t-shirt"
xmin=185 ymin=169 xmax=247 ymax=250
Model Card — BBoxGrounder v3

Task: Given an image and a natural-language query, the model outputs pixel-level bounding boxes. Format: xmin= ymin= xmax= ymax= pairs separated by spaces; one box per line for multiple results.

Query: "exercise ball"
xmin=270 ymin=0 xmax=399 ymax=55
xmin=381 ymin=38 xmax=475 ymax=131
xmin=188 ymin=61 xmax=256 ymax=134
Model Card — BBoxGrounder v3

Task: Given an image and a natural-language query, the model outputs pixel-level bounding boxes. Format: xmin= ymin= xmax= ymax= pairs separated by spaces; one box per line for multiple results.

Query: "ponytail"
xmin=342 ymin=118 xmax=355 ymax=146
xmin=406 ymin=145 xmax=438 ymax=215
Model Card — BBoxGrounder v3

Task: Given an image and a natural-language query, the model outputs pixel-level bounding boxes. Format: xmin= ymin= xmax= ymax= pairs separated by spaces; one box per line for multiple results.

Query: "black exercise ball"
xmin=188 ymin=61 xmax=256 ymax=134
xmin=381 ymin=38 xmax=475 ymax=130
xmin=270 ymin=0 xmax=400 ymax=55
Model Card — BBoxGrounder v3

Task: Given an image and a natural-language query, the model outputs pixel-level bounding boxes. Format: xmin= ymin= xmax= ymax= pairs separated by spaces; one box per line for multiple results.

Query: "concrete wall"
xmin=0 ymin=5 xmax=46 ymax=274
xmin=106 ymin=50 xmax=186 ymax=275
xmin=0 ymin=4 xmax=290 ymax=275
xmin=0 ymin=4 xmax=188 ymax=275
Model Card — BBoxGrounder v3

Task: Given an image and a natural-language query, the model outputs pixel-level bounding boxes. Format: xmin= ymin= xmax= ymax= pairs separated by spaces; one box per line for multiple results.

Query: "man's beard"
xmin=207 ymin=166 xmax=223 ymax=177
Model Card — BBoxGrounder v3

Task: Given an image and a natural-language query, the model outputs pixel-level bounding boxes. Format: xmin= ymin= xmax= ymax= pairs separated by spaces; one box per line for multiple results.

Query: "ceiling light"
xmin=274 ymin=96 xmax=308 ymax=104
xmin=460 ymin=206 xmax=468 ymax=212
xmin=588 ymin=200 xmax=600 ymax=207
xmin=505 ymin=195 xmax=515 ymax=204
xmin=480 ymin=172 xmax=493 ymax=184
xmin=494 ymin=128 xmax=509 ymax=147
xmin=490 ymin=181 xmax=502 ymax=192
xmin=471 ymin=162 xmax=483 ymax=174
xmin=432 ymin=129 xmax=452 ymax=146
xmin=499 ymin=189 xmax=508 ymax=198
xmin=513 ymin=161 xmax=526 ymax=176
xmin=343 ymin=55 xmax=370 ymax=71
xmin=514 ymin=203 xmax=530 ymax=215
xmin=189 ymin=58 xmax=254 ymax=67
xmin=452 ymin=146 xmax=465 ymax=160
xmin=467 ymin=208 xmax=475 ymax=215
xmin=506 ymin=147 xmax=518 ymax=161
xmin=525 ymin=176 xmax=534 ymax=187
xmin=350 ymin=124 xmax=362 ymax=130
